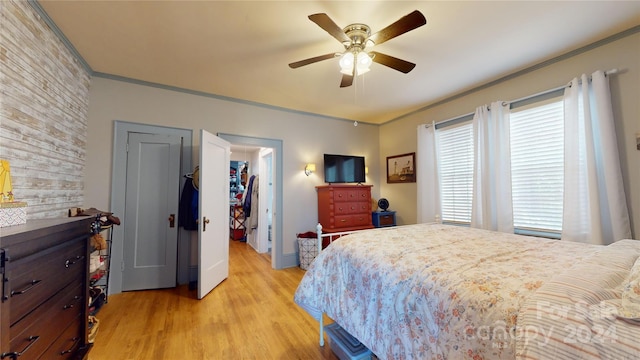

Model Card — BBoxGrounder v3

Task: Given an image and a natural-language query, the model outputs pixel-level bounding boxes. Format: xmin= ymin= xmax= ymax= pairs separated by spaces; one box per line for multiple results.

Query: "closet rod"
xmin=431 ymin=68 xmax=619 ymax=129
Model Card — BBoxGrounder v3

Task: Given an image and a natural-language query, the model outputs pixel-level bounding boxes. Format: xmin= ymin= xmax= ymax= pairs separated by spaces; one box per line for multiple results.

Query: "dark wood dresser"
xmin=1 ymin=217 xmax=93 ymax=359
xmin=316 ymin=184 xmax=374 ymax=233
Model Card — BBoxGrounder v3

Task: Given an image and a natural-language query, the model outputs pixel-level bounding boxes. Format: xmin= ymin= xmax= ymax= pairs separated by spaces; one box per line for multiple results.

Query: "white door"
xmin=258 ymin=149 xmax=273 ymax=253
xmin=198 ymin=130 xmax=231 ymax=299
xmin=122 ymin=133 xmax=181 ymax=291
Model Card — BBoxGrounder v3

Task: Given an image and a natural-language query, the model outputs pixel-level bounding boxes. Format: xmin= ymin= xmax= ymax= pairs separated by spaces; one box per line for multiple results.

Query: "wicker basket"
xmin=297 ymin=232 xmax=318 ymax=270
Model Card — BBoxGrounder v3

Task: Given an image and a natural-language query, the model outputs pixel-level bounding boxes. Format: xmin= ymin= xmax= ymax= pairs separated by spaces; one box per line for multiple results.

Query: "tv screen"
xmin=323 ymin=154 xmax=366 ymax=184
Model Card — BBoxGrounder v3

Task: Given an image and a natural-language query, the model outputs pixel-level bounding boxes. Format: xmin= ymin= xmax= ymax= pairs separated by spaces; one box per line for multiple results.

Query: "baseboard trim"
xmin=282 ymin=252 xmax=299 ymax=269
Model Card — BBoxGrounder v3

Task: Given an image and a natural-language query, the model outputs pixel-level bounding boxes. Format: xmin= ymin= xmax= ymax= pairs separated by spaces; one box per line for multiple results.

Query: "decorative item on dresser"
xmin=1 ymin=217 xmax=94 ymax=359
xmin=316 ymin=184 xmax=374 ymax=233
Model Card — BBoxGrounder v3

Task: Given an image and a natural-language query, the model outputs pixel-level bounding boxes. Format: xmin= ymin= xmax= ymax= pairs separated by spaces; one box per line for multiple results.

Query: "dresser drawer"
xmin=333 ymin=214 xmax=371 ymax=229
xmin=8 ymin=282 xmax=83 ymax=360
xmin=38 ymin=315 xmax=83 ymax=360
xmin=334 ymin=202 xmax=369 ymax=215
xmin=8 ymin=240 xmax=85 ymax=325
xmin=379 ymin=215 xmax=395 ymax=226
xmin=332 ymin=188 xmax=370 ymax=203
xmin=332 ymin=188 xmax=352 ymax=202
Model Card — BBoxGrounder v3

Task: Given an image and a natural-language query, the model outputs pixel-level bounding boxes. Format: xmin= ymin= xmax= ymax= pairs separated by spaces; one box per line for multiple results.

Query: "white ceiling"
xmin=38 ymin=1 xmax=640 ymax=125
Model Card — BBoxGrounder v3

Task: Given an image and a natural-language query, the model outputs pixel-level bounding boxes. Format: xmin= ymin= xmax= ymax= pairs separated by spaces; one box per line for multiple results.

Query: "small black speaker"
xmin=378 ymin=198 xmax=389 ymax=211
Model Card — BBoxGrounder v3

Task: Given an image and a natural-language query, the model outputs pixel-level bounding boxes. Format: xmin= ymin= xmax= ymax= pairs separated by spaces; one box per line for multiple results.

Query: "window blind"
xmin=438 ymin=122 xmax=473 ymax=223
xmin=510 ymin=100 xmax=564 ymax=232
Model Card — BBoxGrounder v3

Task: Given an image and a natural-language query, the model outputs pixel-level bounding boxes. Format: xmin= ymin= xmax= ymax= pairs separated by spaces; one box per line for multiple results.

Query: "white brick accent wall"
xmin=0 ymin=0 xmax=90 ymax=219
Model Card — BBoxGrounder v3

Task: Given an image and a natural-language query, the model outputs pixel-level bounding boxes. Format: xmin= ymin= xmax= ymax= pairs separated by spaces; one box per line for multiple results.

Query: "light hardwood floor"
xmin=88 ymin=239 xmax=338 ymax=359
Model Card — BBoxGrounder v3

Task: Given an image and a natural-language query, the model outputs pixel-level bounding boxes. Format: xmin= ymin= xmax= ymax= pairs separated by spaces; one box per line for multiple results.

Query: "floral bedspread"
xmin=294 ymin=223 xmax=602 ymax=360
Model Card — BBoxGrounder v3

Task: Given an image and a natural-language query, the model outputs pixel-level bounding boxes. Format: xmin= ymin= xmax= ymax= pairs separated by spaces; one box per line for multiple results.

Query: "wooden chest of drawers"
xmin=316 ymin=185 xmax=374 ymax=233
xmin=1 ymin=217 xmax=93 ymax=360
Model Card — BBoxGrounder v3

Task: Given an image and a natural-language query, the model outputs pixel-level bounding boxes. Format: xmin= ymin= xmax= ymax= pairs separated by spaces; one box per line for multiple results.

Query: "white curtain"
xmin=416 ymin=122 xmax=441 ymax=223
xmin=562 ymin=71 xmax=631 ymax=245
xmin=471 ymin=102 xmax=514 ymax=232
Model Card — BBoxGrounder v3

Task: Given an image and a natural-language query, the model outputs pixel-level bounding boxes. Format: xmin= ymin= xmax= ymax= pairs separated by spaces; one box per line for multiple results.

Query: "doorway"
xmin=110 ymin=126 xmax=284 ymax=296
xmin=218 ymin=133 xmax=284 ymax=269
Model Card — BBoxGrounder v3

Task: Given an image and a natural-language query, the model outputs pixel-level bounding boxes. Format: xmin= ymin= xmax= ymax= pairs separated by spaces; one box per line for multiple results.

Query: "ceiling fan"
xmin=289 ymin=10 xmax=427 ymax=88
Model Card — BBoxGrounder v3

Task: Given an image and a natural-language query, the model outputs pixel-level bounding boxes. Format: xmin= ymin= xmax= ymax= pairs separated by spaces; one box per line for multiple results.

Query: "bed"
xmin=294 ymin=223 xmax=640 ymax=359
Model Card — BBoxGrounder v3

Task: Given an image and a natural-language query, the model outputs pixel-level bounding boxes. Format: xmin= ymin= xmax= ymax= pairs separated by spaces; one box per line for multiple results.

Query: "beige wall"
xmin=379 ymin=31 xmax=640 ymax=238
xmin=84 ymin=77 xmax=381 ymax=257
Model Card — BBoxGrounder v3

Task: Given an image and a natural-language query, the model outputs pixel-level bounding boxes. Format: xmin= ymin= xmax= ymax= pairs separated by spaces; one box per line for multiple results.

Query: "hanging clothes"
xmin=242 ymin=175 xmax=259 ymax=234
xmin=243 ymin=175 xmax=256 ymax=217
xmin=247 ymin=175 xmax=259 ymax=234
xmin=179 ymin=176 xmax=199 ymax=230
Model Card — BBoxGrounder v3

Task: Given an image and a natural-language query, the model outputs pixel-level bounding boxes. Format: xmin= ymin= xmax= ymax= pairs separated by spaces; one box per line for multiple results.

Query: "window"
xmin=438 ymin=122 xmax=473 ymax=223
xmin=436 ymin=97 xmax=564 ymax=235
xmin=510 ymin=99 xmax=564 ymax=234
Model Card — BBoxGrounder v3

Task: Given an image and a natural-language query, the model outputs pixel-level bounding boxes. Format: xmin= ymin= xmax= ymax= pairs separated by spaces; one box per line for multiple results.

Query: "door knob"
xmin=203 ymin=217 xmax=210 ymax=231
xmin=168 ymin=214 xmax=175 ymax=228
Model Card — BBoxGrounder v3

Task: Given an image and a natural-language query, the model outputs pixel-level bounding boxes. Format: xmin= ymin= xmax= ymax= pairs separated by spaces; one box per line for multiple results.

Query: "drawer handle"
xmin=11 ymin=280 xmax=42 ymax=296
xmin=63 ymin=295 xmax=82 ymax=310
xmin=60 ymin=337 xmax=81 ymax=355
xmin=340 ymin=219 xmax=347 ymax=222
xmin=65 ymin=255 xmax=85 ymax=268
xmin=1 ymin=335 xmax=40 ymax=359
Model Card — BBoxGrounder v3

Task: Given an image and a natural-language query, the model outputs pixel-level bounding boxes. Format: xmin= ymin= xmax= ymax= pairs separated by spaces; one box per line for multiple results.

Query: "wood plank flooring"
xmin=88 ymin=239 xmax=338 ymax=359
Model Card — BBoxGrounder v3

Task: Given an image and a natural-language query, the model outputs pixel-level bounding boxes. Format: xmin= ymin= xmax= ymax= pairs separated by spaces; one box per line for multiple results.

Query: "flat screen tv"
xmin=323 ymin=154 xmax=366 ymax=184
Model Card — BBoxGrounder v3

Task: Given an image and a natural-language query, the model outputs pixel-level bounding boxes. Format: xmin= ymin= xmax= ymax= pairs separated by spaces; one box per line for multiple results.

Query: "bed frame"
xmin=314 ymin=223 xmax=343 ymax=346
xmin=313 ymin=223 xmax=379 ymax=347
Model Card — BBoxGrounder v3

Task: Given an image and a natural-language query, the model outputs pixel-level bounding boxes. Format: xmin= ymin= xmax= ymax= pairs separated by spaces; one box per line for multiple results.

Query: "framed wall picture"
xmin=386 ymin=152 xmax=416 ymax=183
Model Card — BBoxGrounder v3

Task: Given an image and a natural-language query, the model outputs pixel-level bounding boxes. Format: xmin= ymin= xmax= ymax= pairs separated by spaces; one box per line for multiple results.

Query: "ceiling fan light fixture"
xmin=356 ymin=52 xmax=372 ymax=75
xmin=339 ymin=52 xmax=354 ymax=74
xmin=290 ymin=11 xmax=426 ymax=87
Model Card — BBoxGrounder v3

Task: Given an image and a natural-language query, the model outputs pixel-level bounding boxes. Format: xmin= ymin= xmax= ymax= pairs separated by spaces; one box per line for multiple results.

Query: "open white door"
xmin=257 ymin=148 xmax=273 ymax=253
xmin=198 ymin=130 xmax=230 ymax=299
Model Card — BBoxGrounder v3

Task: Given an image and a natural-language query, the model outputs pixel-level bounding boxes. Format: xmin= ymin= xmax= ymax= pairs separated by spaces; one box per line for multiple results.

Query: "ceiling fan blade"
xmin=289 ymin=53 xmax=337 ymax=69
xmin=370 ymin=51 xmax=416 ymax=73
xmin=308 ymin=13 xmax=351 ymax=44
xmin=340 ymin=63 xmax=355 ymax=88
xmin=340 ymin=74 xmax=354 ymax=88
xmin=368 ymin=10 xmax=426 ymax=46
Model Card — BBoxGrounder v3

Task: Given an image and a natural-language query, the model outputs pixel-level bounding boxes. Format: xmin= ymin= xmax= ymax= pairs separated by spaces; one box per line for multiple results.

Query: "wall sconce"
xmin=304 ymin=163 xmax=316 ymax=176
